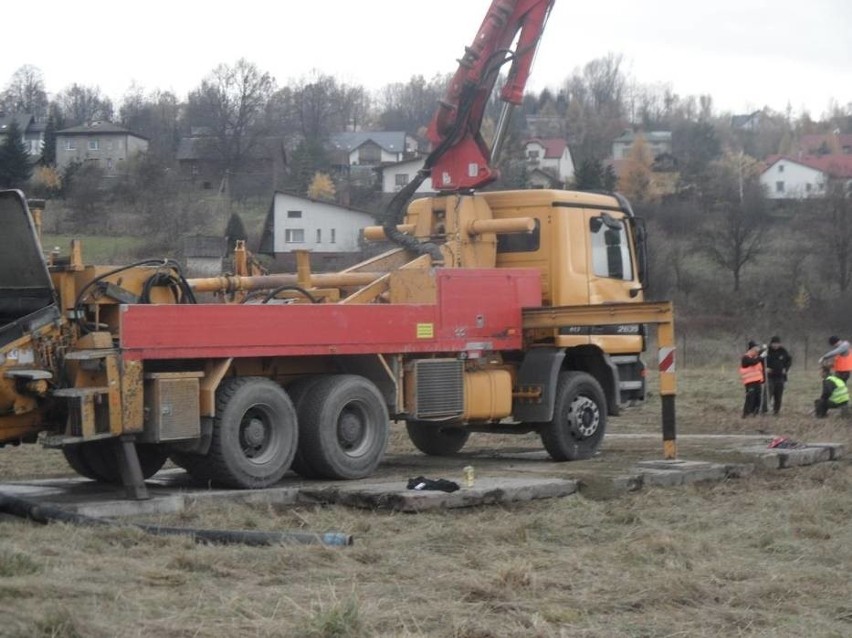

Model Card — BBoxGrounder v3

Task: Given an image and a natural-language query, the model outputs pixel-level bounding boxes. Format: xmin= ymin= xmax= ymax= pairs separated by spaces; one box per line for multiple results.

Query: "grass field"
xmin=1 ymin=367 xmax=851 ymax=637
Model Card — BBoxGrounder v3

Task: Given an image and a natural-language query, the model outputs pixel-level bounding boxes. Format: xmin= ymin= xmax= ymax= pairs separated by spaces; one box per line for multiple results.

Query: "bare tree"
xmin=2 ymin=65 xmax=48 ymax=117
xmin=699 ymin=153 xmax=767 ymax=291
xmin=813 ymin=178 xmax=852 ymax=292
xmin=55 ymin=84 xmax=114 ymax=126
xmin=185 ymin=59 xmax=276 ymax=171
xmin=286 ymin=72 xmax=369 ymax=140
xmin=119 ymin=86 xmax=181 ymax=160
xmin=378 ymin=74 xmax=449 ymax=136
xmin=562 ymin=54 xmax=628 ymax=163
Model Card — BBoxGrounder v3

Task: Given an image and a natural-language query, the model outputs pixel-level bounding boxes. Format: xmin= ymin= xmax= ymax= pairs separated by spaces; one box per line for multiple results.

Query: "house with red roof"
xmin=760 ymin=154 xmax=852 ymax=199
xmin=795 ymin=133 xmax=852 ymax=156
xmin=522 ymin=138 xmax=574 ymax=186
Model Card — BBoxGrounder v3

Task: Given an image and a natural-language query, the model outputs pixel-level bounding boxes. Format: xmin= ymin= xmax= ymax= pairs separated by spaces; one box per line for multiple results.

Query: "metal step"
xmin=64 ymin=349 xmax=118 ymax=361
xmin=52 ymin=386 xmax=110 ymax=398
xmin=4 ymin=368 xmax=53 ymax=380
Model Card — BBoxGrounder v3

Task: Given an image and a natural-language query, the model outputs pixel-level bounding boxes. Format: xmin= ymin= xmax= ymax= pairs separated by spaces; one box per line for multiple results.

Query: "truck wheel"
xmin=406 ymin=422 xmax=470 ymax=456
xmin=539 ymin=371 xmax=607 ymax=461
xmin=298 ymin=375 xmax=389 ymax=480
xmin=169 ymin=450 xmax=214 ymax=483
xmin=204 ymin=377 xmax=298 ymax=489
xmin=62 ymin=443 xmax=103 ymax=481
xmin=285 ymin=377 xmax=324 ymax=479
xmin=74 ymin=440 xmax=168 ymax=483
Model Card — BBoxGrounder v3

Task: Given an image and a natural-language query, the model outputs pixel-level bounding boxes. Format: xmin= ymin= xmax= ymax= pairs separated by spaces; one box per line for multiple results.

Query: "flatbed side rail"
xmin=522 ymin=301 xmax=677 ymax=459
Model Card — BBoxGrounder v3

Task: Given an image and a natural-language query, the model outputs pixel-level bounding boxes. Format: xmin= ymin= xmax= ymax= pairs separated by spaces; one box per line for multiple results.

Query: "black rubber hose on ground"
xmin=0 ymin=492 xmax=352 ymax=546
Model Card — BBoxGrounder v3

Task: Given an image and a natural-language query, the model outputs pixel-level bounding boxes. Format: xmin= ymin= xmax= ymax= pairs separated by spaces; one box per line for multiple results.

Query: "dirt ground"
xmin=1 ymin=367 xmax=851 ymax=637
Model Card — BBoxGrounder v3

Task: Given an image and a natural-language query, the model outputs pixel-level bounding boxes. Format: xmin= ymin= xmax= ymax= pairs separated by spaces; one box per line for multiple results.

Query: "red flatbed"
xmin=119 ymin=269 xmax=542 ymax=361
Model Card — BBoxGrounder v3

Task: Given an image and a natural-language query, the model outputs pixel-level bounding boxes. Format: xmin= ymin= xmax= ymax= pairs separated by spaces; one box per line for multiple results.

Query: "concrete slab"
xmin=736 ymin=444 xmax=840 ymax=469
xmin=299 ymin=477 xmax=578 ymax=512
xmin=0 ymin=436 xmax=843 ymax=518
xmin=633 ymin=459 xmax=729 ymax=486
xmin=807 ymin=443 xmax=846 ymax=461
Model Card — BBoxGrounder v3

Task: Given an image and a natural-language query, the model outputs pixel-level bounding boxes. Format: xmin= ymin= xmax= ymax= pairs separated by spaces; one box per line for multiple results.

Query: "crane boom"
xmin=425 ymin=0 xmax=555 ymax=191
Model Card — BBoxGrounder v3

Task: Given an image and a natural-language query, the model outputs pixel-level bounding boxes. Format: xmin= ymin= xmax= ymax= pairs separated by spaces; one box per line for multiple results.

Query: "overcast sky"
xmin=4 ymin=0 xmax=850 ymax=118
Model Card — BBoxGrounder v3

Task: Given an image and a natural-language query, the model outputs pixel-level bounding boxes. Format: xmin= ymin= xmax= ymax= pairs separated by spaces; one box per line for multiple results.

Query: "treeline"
xmin=1 ymin=57 xmax=851 ymax=335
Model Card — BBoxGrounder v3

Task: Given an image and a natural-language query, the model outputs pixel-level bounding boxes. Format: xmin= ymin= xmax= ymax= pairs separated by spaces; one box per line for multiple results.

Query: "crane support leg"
xmin=523 ymin=301 xmax=677 ymax=459
xmin=115 ymin=437 xmax=150 ymax=500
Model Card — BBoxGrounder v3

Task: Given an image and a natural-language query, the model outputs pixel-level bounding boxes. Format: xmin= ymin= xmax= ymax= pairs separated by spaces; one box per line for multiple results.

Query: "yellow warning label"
xmin=416 ymin=323 xmax=434 ymax=339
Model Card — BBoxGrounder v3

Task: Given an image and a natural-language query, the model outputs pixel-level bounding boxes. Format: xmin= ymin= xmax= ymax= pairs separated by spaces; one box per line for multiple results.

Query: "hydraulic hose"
xmin=0 ymin=491 xmax=352 ymax=546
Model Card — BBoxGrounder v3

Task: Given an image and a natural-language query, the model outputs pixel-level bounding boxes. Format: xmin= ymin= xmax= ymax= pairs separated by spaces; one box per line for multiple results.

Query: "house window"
xmin=357 ymin=143 xmax=381 ymax=165
xmin=316 ymin=229 xmax=322 ymax=243
xmin=287 ymin=210 xmax=302 ymax=219
xmin=285 ymin=229 xmax=305 ymax=243
xmin=527 ymin=150 xmax=540 ymax=160
xmin=778 ymin=164 xmax=784 ymax=173
xmin=65 ymin=139 xmax=76 ymax=150
xmin=395 ymin=173 xmax=409 ymax=187
xmin=89 ymin=140 xmax=99 ymax=151
xmin=330 ymin=229 xmax=336 ymax=244
xmin=775 ymin=181 xmax=785 ymax=193
xmin=806 ymin=183 xmax=812 ymax=193
xmin=106 ymin=158 xmax=113 ymax=171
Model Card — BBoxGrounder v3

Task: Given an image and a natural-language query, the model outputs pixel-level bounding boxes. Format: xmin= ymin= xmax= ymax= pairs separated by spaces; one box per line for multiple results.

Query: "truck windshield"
xmin=590 ymin=215 xmax=633 ymax=281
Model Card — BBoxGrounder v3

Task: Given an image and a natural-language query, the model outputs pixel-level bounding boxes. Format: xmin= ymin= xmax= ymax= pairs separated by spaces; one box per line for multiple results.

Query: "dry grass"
xmin=2 ymin=366 xmax=851 ymax=637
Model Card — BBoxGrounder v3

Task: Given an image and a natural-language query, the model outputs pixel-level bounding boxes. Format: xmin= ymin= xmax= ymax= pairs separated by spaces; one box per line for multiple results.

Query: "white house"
xmin=258 ymin=192 xmax=376 ymax=256
xmin=760 ymin=155 xmax=852 ymax=199
xmin=329 ymin=131 xmax=419 ymax=167
xmin=380 ymin=157 xmax=434 ymax=194
xmin=523 ymin=138 xmax=574 ymax=184
xmin=611 ymin=130 xmax=672 ymax=160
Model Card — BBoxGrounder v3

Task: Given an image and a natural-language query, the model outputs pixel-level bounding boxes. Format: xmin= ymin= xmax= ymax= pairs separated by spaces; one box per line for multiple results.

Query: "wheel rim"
xmin=336 ymin=402 xmax=374 ymax=457
xmin=239 ymin=405 xmax=280 ymax=463
xmin=567 ymin=395 xmax=600 ymax=439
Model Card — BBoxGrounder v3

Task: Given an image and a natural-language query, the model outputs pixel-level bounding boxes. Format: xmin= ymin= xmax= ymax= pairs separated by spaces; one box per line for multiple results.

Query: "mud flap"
xmin=513 ymin=347 xmax=565 ymax=423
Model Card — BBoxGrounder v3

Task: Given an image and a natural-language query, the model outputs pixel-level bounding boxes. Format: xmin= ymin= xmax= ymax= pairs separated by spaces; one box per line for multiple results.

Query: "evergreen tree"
xmin=40 ymin=115 xmax=57 ymax=166
xmin=573 ymin=159 xmax=604 ymax=191
xmin=0 ymin=120 xmax=33 ymax=189
xmin=602 ymin=164 xmax=617 ymax=191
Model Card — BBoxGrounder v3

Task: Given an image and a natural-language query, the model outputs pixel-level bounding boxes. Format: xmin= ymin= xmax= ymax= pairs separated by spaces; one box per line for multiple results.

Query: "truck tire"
xmin=73 ymin=440 xmax=168 ymax=483
xmin=298 ymin=375 xmax=389 ymax=480
xmin=168 ymin=450 xmax=213 ymax=483
xmin=406 ymin=422 xmax=470 ymax=456
xmin=202 ymin=377 xmax=298 ymax=489
xmin=284 ymin=377 xmax=324 ymax=479
xmin=62 ymin=443 xmax=103 ymax=481
xmin=539 ymin=371 xmax=607 ymax=461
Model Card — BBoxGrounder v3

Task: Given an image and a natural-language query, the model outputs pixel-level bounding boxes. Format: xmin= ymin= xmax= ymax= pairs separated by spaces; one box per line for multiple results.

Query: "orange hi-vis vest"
xmin=834 ymin=348 xmax=852 ymax=372
xmin=739 ymin=361 xmax=764 ymax=385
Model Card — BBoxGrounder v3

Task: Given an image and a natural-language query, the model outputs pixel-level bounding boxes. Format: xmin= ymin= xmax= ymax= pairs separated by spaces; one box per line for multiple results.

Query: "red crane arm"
xmin=425 ymin=0 xmax=555 ymax=192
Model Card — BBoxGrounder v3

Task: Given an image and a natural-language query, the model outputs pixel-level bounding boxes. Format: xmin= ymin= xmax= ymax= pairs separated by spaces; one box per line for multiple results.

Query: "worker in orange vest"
xmin=819 ymin=336 xmax=852 ymax=382
xmin=740 ymin=340 xmax=765 ymax=417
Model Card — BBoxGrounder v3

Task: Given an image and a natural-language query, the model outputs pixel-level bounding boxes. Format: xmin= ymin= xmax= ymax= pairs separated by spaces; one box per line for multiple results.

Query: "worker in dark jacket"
xmin=762 ymin=335 xmax=792 ymax=415
xmin=814 ymin=366 xmax=850 ymax=417
xmin=740 ymin=340 xmax=765 ymax=417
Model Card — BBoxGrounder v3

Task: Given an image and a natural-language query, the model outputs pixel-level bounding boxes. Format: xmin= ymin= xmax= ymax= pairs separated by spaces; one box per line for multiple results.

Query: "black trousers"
xmin=762 ymin=377 xmax=785 ymax=414
xmin=814 ymin=398 xmax=847 ymax=417
xmin=743 ymin=383 xmax=762 ymax=416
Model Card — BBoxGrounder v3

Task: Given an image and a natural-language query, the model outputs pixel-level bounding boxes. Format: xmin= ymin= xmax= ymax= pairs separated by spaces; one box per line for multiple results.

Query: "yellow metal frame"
xmin=523 ymin=301 xmax=677 ymax=459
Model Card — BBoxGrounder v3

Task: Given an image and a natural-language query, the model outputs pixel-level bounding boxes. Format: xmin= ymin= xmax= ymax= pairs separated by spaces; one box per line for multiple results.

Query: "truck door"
xmin=0 ymin=190 xmax=59 ymax=347
xmin=586 ymin=210 xmax=639 ymax=305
